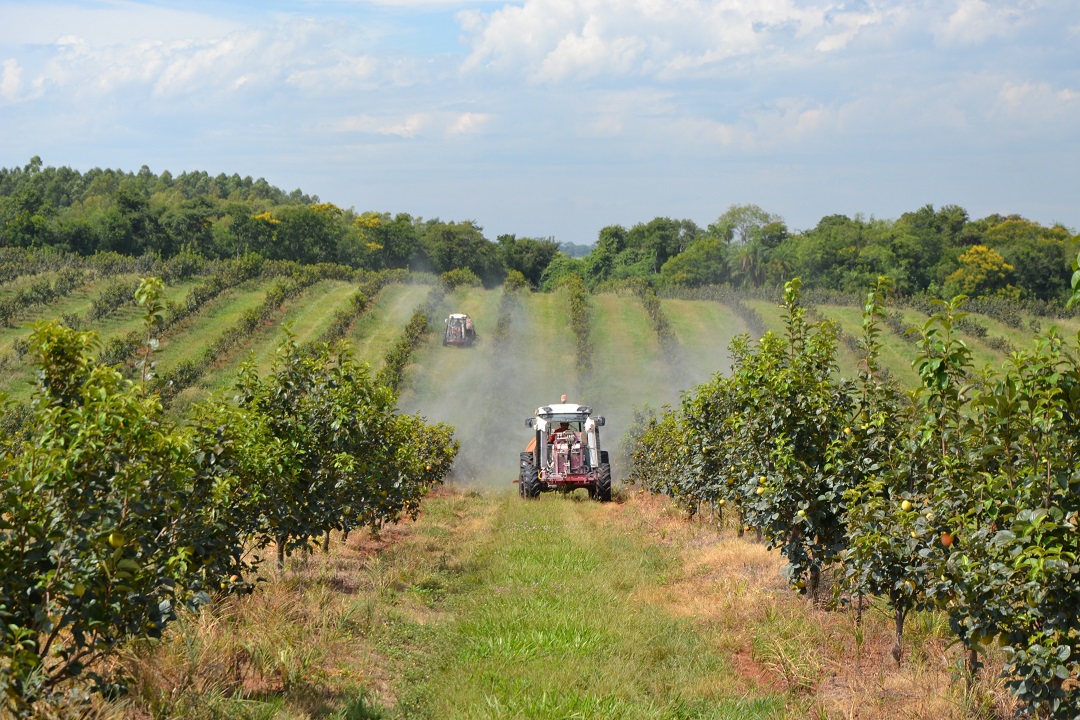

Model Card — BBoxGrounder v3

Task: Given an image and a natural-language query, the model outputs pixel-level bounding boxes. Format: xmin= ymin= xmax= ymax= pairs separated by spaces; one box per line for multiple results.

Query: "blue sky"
xmin=1 ymin=0 xmax=1077 ymax=246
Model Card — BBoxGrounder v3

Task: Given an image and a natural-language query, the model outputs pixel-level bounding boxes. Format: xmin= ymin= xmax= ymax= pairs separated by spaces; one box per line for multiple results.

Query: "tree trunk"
xmin=891 ymin=607 xmax=906 ymax=666
xmin=322 ymin=530 xmax=330 ymax=553
xmin=809 ymin=564 xmax=821 ymax=604
xmin=276 ymin=535 xmax=286 ymax=573
xmin=966 ymin=647 xmax=980 ymax=684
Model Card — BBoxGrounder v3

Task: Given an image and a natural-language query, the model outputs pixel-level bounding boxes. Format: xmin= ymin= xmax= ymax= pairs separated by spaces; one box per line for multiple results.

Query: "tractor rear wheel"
xmin=596 ymin=463 xmax=612 ymax=502
xmin=522 ymin=454 xmax=541 ymax=498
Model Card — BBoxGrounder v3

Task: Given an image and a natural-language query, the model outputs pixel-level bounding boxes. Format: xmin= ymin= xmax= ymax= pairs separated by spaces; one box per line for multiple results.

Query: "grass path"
xmin=400 ymin=290 xmax=760 ymax=488
xmin=397 ymin=284 xmax=504 ymax=408
xmin=191 ymin=279 xmax=358 ymax=396
xmin=151 ymin=279 xmax=275 ymax=372
xmin=745 ymin=299 xmax=891 ymax=386
xmin=0 ymin=276 xmax=201 ymax=400
xmin=379 ymin=493 xmax=788 ymax=719
xmin=399 ymin=287 xmax=555 ymax=487
xmin=512 ymin=288 xmax=580 ymax=404
xmin=586 ymin=293 xmax=677 ymax=457
xmin=346 ymin=283 xmax=432 ymax=369
xmin=397 ymin=285 xmax=501 ymax=409
xmin=118 ymin=488 xmax=994 ymax=719
xmin=814 ymin=304 xmax=923 ymax=388
xmin=662 ymin=298 xmax=749 ymax=390
xmin=589 ymin=292 xmax=672 ymax=402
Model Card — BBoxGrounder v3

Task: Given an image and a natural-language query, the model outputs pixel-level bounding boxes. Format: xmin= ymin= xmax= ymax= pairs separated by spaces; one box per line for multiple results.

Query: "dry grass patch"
xmin=614 ymin=492 xmax=1019 ymax=719
xmin=104 ymin=486 xmax=485 ymax=719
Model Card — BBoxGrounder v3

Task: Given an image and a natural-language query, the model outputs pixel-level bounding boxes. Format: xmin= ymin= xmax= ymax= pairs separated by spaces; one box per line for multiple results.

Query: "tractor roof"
xmin=447 ymin=313 xmax=470 ymax=319
xmin=536 ymin=402 xmax=593 ymax=418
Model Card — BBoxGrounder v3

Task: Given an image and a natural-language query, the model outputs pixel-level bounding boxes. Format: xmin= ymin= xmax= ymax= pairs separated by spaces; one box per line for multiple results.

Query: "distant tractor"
xmin=519 ymin=396 xmax=612 ymax=501
xmin=443 ymin=313 xmax=477 ymax=347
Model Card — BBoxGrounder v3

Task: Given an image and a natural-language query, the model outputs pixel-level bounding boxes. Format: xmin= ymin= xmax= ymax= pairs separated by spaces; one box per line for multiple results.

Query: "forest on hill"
xmin=2 ymin=157 xmax=1078 ymax=304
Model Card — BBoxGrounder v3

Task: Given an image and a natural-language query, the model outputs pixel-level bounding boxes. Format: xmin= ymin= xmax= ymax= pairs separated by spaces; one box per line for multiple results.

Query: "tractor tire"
xmin=519 ymin=452 xmax=532 ymax=497
xmin=522 ymin=454 xmax=542 ymax=499
xmin=596 ymin=463 xmax=612 ymax=502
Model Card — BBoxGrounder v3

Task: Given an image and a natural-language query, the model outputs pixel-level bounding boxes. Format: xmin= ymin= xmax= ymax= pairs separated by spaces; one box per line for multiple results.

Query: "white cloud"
xmin=336 ymin=112 xmax=432 ymax=137
xmin=672 ymin=116 xmax=741 ymax=147
xmin=14 ymin=18 xmax=406 ymax=105
xmin=334 ymin=110 xmax=492 ymax=138
xmin=447 ymin=112 xmax=492 ymax=135
xmin=152 ymin=33 xmax=266 ymax=98
xmin=741 ymin=98 xmax=835 ymax=150
xmin=934 ymin=0 xmax=1021 ymax=46
xmin=815 ymin=10 xmax=886 ymax=52
xmin=286 ymin=55 xmax=379 ymax=92
xmin=459 ymin=0 xmax=910 ymax=82
xmin=0 ymin=2 xmax=243 ymax=46
xmin=998 ymin=80 xmax=1080 ymax=116
xmin=1 ymin=59 xmax=23 ymax=101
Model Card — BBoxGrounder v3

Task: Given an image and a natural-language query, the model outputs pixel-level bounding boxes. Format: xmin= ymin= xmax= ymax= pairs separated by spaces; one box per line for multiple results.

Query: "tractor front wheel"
xmin=518 ymin=452 xmax=532 ymax=497
xmin=522 ymin=454 xmax=541 ymax=498
xmin=596 ymin=463 xmax=612 ymax=502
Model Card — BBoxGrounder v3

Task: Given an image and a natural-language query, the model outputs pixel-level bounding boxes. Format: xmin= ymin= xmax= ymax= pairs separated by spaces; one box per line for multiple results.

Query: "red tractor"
xmin=518 ymin=396 xmax=611 ymax=501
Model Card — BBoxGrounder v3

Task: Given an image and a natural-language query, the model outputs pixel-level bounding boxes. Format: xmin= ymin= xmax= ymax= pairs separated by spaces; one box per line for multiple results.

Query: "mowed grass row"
xmin=185 ymin=279 xmax=361 ymax=401
xmin=745 ymin=295 xmax=1070 ymax=390
xmin=660 ymin=298 xmax=748 ymax=388
xmin=397 ymin=284 xmax=501 ymax=411
xmin=742 ymin=298 xmax=868 ymax=380
xmin=512 ymin=287 xmax=580 ymax=404
xmin=167 ymin=280 xmax=430 ymax=410
xmin=109 ymin=488 xmax=996 ymax=720
xmin=399 ymin=289 xmax=758 ymax=489
xmin=374 ymin=492 xmax=789 ymax=719
xmin=588 ymin=293 xmax=674 ymax=406
xmin=0 ymin=275 xmax=203 ymax=400
xmin=346 ymin=282 xmax=433 ymax=369
xmin=398 ymin=283 xmax=504 ymax=411
xmin=150 ymin=278 xmax=279 ymax=372
xmin=812 ymin=303 xmax=923 ymax=388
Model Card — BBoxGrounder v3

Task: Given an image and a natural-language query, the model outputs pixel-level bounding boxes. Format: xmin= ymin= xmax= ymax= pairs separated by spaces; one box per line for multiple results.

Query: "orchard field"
xmin=1 ymin=255 xmax=1075 ymax=718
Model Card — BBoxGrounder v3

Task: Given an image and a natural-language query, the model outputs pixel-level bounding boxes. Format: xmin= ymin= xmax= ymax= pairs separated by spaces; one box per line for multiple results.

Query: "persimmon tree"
xmin=223 ymin=332 xmax=457 ymax=569
xmin=841 ymin=278 xmax=935 ymax=665
xmin=0 ymin=322 xmax=247 ymax=716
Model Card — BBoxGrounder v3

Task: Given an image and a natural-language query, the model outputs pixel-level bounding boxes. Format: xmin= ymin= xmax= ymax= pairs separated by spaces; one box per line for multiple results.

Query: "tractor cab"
xmin=532 ymin=410 xmax=599 ymax=474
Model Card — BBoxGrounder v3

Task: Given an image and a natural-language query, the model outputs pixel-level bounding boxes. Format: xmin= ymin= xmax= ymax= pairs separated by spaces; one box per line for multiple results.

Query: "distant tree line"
xmin=544 ymin=205 xmax=1080 ymax=303
xmin=0 ymin=157 xmax=560 ymax=289
xmin=3 ymin=158 xmax=1077 ymax=302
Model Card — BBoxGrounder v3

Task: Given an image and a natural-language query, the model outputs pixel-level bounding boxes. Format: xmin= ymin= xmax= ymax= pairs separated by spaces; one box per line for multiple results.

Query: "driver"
xmin=548 ymin=421 xmax=571 ymax=444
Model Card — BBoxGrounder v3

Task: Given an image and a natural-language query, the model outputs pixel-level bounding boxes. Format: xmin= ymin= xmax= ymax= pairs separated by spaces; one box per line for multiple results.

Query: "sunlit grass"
xmin=151 ymin=278 xmax=274 ymax=371
xmin=346 ymin=283 xmax=431 ymax=369
xmin=379 ymin=493 xmax=787 ymax=719
xmin=814 ymin=304 xmax=922 ymax=388
xmin=0 ymin=275 xmax=203 ymax=400
xmin=661 ymin=298 xmax=747 ymax=386
xmin=105 ymin=487 xmax=1015 ymax=720
xmin=190 ymin=280 xmax=359 ymax=399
